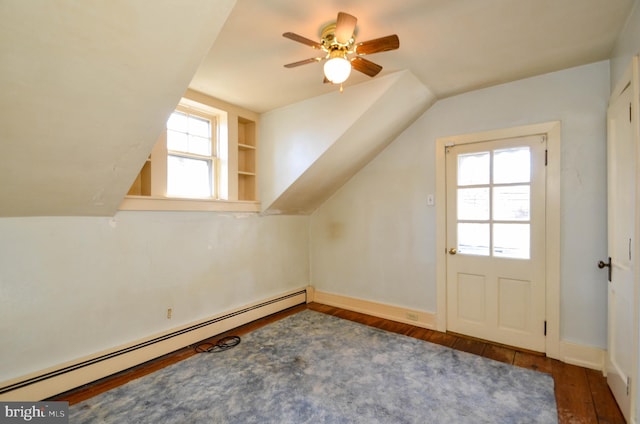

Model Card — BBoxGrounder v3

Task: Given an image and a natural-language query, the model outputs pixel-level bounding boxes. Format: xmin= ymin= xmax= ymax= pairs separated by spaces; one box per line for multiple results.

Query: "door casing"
xmin=435 ymin=121 xmax=562 ymax=359
xmin=605 ymin=56 xmax=640 ymax=424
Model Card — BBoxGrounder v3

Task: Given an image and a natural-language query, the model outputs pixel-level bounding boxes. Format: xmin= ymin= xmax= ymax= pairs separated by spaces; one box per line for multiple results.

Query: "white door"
xmin=446 ymin=135 xmax=546 ymax=352
xmin=605 ymin=57 xmax=639 ymax=423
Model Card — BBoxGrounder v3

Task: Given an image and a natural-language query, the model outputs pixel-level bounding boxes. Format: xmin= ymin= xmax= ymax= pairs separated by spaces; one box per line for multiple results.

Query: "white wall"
xmin=0 ymin=212 xmax=308 ymax=382
xmin=259 ymin=74 xmax=397 ymax=211
xmin=259 ymin=71 xmax=435 ymax=213
xmin=310 ymin=60 xmax=610 ymax=349
xmin=0 ymin=0 xmax=237 ymax=217
xmin=260 ymin=71 xmax=436 ymax=214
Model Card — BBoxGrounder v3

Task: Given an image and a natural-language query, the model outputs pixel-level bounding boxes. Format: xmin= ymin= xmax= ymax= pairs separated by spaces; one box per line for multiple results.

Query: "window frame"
xmin=164 ymin=105 xmax=219 ymax=200
xmin=120 ymin=91 xmax=260 ymax=213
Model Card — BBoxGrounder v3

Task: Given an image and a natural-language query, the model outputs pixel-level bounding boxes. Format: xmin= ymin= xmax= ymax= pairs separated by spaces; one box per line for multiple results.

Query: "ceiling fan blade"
xmin=351 ymin=56 xmax=382 ymax=77
xmin=355 ymin=34 xmax=400 ymax=55
xmin=282 ymin=32 xmax=322 ymax=49
xmin=284 ymin=57 xmax=323 ymax=68
xmin=335 ymin=12 xmax=357 ymax=44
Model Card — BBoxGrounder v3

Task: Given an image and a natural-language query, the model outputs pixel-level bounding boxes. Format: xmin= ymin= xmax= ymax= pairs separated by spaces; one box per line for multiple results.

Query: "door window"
xmin=456 ymin=147 xmax=531 ymax=259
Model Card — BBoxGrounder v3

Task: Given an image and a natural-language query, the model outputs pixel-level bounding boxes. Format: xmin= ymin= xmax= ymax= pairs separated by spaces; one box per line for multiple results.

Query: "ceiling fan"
xmin=283 ymin=12 xmax=399 ymax=87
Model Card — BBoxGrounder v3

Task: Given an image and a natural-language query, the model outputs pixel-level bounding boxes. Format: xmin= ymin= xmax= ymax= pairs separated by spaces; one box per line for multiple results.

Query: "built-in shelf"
xmin=124 ymin=92 xmax=259 ymax=210
xmin=238 ymin=117 xmax=257 ymax=201
xmin=127 ymin=157 xmax=151 ymax=196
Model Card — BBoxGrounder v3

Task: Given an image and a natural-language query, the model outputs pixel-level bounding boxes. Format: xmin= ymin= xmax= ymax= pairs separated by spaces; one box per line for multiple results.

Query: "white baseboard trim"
xmin=558 ymin=340 xmax=605 ymax=371
xmin=0 ymin=287 xmax=309 ymax=401
xmin=313 ymin=290 xmax=436 ymax=329
xmin=313 ymin=291 xmax=606 ymax=371
xmin=305 ymin=285 xmax=315 ymax=303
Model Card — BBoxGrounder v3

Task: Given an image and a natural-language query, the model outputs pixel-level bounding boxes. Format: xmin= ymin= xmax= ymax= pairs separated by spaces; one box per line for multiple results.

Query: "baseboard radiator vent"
xmin=0 ymin=288 xmax=307 ymax=401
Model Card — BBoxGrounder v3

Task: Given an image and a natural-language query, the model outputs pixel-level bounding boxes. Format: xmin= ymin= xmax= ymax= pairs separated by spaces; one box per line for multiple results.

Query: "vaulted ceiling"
xmin=191 ymin=0 xmax=633 ymax=113
xmin=0 ymin=0 xmax=634 ymax=217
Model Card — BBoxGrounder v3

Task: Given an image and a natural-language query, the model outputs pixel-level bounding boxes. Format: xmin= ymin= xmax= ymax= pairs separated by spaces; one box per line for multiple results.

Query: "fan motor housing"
xmin=321 ymin=23 xmax=354 ymax=54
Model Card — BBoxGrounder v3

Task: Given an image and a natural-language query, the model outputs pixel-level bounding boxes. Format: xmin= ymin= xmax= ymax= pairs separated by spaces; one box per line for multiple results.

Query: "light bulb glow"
xmin=324 ymin=57 xmax=351 ymax=84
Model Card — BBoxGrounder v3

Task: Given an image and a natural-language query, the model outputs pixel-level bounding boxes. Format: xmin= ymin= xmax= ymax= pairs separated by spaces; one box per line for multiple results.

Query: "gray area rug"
xmin=70 ymin=310 xmax=558 ymax=423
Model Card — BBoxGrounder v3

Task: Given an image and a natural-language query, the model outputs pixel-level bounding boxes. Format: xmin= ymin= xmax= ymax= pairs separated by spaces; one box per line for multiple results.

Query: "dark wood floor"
xmin=51 ymin=303 xmax=626 ymax=423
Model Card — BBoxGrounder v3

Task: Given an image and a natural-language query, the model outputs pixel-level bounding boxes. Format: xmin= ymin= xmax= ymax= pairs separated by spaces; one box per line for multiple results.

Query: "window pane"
xmin=167 ymin=130 xmax=188 ymax=152
xmin=493 ymin=224 xmax=530 ymax=259
xmin=458 ymin=152 xmax=490 ymax=186
xmin=167 ymin=111 xmax=188 ymax=132
xmin=188 ymin=135 xmax=212 ymax=156
xmin=458 ymin=188 xmax=489 ymax=220
xmin=167 ymin=112 xmax=212 ymax=155
xmin=493 ymin=185 xmax=530 ymax=221
xmin=188 ymin=115 xmax=210 ymax=138
xmin=494 ymin=147 xmax=530 ymax=184
xmin=458 ymin=223 xmax=490 ymax=256
xmin=167 ymin=155 xmax=211 ymax=198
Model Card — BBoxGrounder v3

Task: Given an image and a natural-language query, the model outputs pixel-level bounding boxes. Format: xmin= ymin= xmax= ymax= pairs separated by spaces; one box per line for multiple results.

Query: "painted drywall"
xmin=0 ymin=212 xmax=309 ymax=383
xmin=259 ymin=73 xmax=397 ymax=210
xmin=259 ymin=71 xmax=435 ymax=214
xmin=0 ymin=0 xmax=236 ymax=217
xmin=310 ymin=60 xmax=610 ymax=349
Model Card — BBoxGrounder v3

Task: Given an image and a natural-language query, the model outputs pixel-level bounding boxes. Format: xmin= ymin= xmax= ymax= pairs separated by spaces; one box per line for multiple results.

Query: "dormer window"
xmin=166 ymin=107 xmax=218 ymax=199
xmin=122 ymin=91 xmax=259 ymax=213
xmin=127 ymin=100 xmax=223 ymax=200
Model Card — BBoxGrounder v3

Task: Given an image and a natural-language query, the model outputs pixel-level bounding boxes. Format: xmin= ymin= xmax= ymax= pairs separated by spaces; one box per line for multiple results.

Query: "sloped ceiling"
xmin=191 ymin=0 xmax=633 ymax=113
xmin=260 ymin=71 xmax=435 ymax=214
xmin=0 ymin=0 xmax=634 ymax=217
xmin=0 ymin=0 xmax=235 ymax=217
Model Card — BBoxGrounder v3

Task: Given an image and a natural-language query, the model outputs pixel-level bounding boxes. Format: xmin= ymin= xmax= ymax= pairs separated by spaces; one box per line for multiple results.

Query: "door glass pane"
xmin=458 ymin=152 xmax=490 ymax=186
xmin=493 ymin=223 xmax=530 ymax=259
xmin=167 ymin=155 xmax=212 ymax=198
xmin=494 ymin=147 xmax=530 ymax=184
xmin=493 ymin=185 xmax=530 ymax=221
xmin=458 ymin=188 xmax=489 ymax=220
xmin=458 ymin=223 xmax=490 ymax=256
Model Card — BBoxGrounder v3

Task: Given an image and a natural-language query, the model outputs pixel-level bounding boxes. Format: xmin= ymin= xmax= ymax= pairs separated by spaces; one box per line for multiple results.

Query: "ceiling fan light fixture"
xmin=283 ymin=12 xmax=399 ymax=87
xmin=324 ymin=52 xmax=351 ymax=84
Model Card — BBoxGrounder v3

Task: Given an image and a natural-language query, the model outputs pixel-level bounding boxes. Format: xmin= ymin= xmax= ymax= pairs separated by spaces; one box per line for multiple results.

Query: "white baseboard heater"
xmin=0 ymin=288 xmax=308 ymax=401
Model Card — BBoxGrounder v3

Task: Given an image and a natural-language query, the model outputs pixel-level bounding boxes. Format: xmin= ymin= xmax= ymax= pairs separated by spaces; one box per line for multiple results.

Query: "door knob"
xmin=598 ymin=257 xmax=612 ymax=282
xmin=448 ymin=248 xmax=457 ymax=255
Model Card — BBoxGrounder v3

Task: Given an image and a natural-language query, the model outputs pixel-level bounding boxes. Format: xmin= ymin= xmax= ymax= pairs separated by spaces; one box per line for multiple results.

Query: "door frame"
xmin=435 ymin=121 xmax=562 ymax=359
xmin=606 ymin=56 xmax=640 ymax=423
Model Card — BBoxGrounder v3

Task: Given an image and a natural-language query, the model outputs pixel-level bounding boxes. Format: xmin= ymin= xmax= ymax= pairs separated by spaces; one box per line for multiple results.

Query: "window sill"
xmin=119 ymin=196 xmax=261 ymax=213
